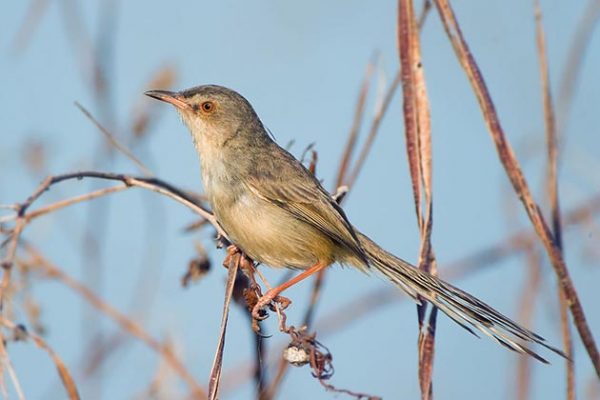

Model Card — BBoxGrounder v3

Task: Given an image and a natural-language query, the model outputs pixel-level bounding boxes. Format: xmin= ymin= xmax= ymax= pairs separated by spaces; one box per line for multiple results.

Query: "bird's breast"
xmin=210 ymin=189 xmax=335 ymax=269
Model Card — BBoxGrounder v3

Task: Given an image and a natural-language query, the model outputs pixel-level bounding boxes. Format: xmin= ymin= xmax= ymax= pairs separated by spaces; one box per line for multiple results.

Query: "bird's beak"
xmin=144 ymin=90 xmax=192 ymax=111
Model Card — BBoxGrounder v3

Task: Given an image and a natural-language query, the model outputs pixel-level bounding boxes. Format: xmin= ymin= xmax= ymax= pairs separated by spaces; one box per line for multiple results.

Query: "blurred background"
xmin=1 ymin=0 xmax=599 ymax=399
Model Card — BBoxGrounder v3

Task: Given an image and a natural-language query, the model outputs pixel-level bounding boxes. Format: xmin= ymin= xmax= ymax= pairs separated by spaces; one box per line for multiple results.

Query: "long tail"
xmin=356 ymin=231 xmax=566 ymax=363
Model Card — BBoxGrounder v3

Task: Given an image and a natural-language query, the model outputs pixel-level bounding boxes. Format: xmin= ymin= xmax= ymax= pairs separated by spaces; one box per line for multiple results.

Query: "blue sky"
xmin=1 ymin=1 xmax=599 ymax=399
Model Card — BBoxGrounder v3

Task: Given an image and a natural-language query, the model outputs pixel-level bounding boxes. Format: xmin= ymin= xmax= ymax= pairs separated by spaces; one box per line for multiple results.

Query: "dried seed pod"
xmin=283 ymin=344 xmax=311 ymax=367
xmin=181 ymin=257 xmax=211 ymax=288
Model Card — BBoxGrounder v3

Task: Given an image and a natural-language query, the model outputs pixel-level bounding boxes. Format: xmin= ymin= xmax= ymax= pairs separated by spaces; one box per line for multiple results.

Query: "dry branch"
xmin=514 ymin=245 xmax=542 ymax=400
xmin=0 ymin=336 xmax=25 ymax=400
xmin=1 ymin=318 xmax=80 ymax=400
xmin=11 ymin=0 xmax=50 ymax=53
xmin=533 ymin=1 xmax=575 ymax=398
xmin=346 ymin=71 xmax=402 ymax=189
xmin=0 ymin=171 xmax=228 ymax=398
xmin=24 ymin=247 xmax=207 ymax=399
xmin=398 ymin=0 xmax=437 ymax=397
xmin=75 ymin=102 xmax=152 ymax=176
xmin=207 ymin=253 xmax=240 ymax=400
xmin=433 ymin=0 xmax=599 ymax=377
xmin=336 ymin=57 xmax=377 ymax=187
xmin=556 ymin=0 xmax=600 ymax=140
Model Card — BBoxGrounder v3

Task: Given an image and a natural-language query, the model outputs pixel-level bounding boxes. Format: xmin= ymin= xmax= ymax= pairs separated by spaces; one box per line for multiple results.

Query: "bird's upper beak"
xmin=144 ymin=90 xmax=192 ymax=111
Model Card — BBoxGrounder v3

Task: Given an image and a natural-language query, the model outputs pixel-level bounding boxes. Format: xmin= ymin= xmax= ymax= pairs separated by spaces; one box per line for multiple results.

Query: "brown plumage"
xmin=146 ymin=84 xmax=565 ymax=363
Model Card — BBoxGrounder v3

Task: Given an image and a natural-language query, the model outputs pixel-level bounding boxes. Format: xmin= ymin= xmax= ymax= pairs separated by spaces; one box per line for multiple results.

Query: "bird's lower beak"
xmin=144 ymin=90 xmax=191 ymax=110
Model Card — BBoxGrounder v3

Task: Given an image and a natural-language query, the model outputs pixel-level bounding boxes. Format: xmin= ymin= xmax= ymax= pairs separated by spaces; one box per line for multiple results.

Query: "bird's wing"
xmin=244 ymin=148 xmax=367 ymax=266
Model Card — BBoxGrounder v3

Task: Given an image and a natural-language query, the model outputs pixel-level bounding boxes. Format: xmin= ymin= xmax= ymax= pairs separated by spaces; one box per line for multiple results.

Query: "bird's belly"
xmin=213 ymin=193 xmax=334 ymax=269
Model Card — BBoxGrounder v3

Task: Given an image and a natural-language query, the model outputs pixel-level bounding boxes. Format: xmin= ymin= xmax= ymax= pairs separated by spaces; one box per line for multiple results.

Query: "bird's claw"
xmin=251 ymin=290 xmax=291 ymax=321
xmin=222 ymin=245 xmax=241 ymax=268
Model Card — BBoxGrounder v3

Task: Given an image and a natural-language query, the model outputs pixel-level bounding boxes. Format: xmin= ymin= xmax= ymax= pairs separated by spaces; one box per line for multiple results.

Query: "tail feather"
xmin=356 ymin=231 xmax=566 ymax=362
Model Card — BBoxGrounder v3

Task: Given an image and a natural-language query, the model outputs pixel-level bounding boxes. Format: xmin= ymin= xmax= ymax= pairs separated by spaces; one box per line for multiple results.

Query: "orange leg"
xmin=252 ymin=260 xmax=329 ymax=320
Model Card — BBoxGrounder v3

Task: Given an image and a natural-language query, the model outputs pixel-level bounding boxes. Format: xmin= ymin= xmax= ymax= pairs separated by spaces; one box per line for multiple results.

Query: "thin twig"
xmin=1 ymin=185 xmax=129 ymax=225
xmin=24 ymin=247 xmax=207 ymax=399
xmin=1 ymin=317 xmax=80 ymax=399
xmin=514 ymin=244 xmax=542 ymax=400
xmin=0 ymin=336 xmax=25 ymax=400
xmin=433 ymin=0 xmax=599 ymax=377
xmin=533 ymin=1 xmax=575 ymax=398
xmin=0 ymin=219 xmax=26 ymax=307
xmin=398 ymin=1 xmax=436 ymax=397
xmin=556 ymin=0 xmax=600 ymax=144
xmin=558 ymin=285 xmax=575 ymax=398
xmin=75 ymin=102 xmax=153 ymax=176
xmin=129 ymin=65 xmax=178 ymax=139
xmin=346 ymin=71 xmax=402 ymax=189
xmin=336 ymin=57 xmax=377 ymax=187
xmin=8 ymin=171 xmax=223 ymax=238
xmin=1 ymin=170 xmax=227 ymax=398
xmin=11 ymin=0 xmax=50 ymax=53
xmin=207 ymin=253 xmax=240 ymax=400
xmin=417 ymin=0 xmax=432 ymax=29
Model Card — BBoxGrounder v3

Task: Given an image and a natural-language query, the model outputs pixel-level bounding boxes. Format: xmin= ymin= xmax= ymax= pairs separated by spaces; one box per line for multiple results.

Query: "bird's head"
xmin=145 ymin=85 xmax=263 ymax=151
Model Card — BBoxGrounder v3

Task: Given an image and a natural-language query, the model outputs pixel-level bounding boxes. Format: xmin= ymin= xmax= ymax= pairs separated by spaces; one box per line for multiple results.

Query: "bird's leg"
xmin=238 ymin=255 xmax=261 ymax=292
xmin=252 ymin=260 xmax=329 ymax=321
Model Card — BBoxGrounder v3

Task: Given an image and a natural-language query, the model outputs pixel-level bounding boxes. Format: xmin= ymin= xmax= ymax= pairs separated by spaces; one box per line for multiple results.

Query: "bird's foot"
xmin=252 ymin=289 xmax=291 ymax=321
xmin=222 ymin=245 xmax=241 ymax=268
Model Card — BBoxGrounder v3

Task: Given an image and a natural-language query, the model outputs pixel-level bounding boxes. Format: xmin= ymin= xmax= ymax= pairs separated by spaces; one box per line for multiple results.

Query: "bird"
xmin=145 ymin=84 xmax=564 ymax=363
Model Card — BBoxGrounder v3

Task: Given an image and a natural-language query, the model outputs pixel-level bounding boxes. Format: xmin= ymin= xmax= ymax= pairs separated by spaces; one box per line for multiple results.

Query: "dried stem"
xmin=0 ymin=170 xmax=225 ymax=398
xmin=75 ymin=102 xmax=153 ymax=176
xmin=7 ymin=171 xmax=222 ymax=237
xmin=0 ymin=185 xmax=129 ymax=225
xmin=129 ymin=65 xmax=178 ymax=139
xmin=433 ymin=0 xmax=599 ymax=377
xmin=10 ymin=0 xmax=50 ymax=53
xmin=514 ymin=245 xmax=542 ymax=400
xmin=556 ymin=0 xmax=600 ymax=142
xmin=1 ymin=317 xmax=80 ymax=399
xmin=207 ymin=253 xmax=240 ymax=400
xmin=0 ymin=219 xmax=26 ymax=307
xmin=0 ymin=336 xmax=25 ymax=400
xmin=398 ymin=0 xmax=437 ymax=397
xmin=417 ymin=0 xmax=432 ymax=29
xmin=533 ymin=1 xmax=575 ymax=398
xmin=346 ymin=71 xmax=402 ymax=189
xmin=559 ymin=286 xmax=576 ymax=399
xmin=25 ymin=247 xmax=206 ymax=399
xmin=336 ymin=57 xmax=377 ymax=187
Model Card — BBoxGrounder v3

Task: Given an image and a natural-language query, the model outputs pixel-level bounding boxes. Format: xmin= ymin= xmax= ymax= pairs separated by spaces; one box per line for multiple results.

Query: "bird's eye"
xmin=200 ymin=101 xmax=215 ymax=114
